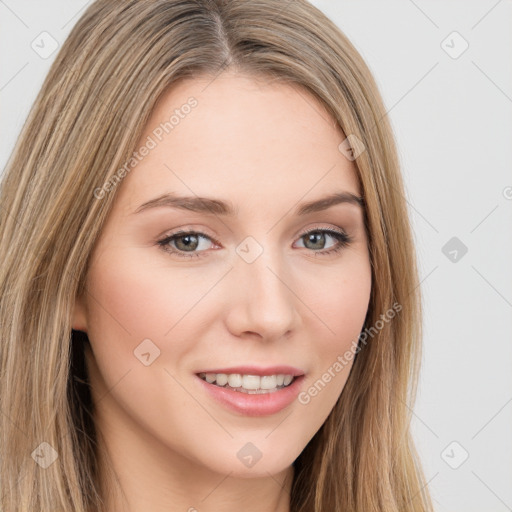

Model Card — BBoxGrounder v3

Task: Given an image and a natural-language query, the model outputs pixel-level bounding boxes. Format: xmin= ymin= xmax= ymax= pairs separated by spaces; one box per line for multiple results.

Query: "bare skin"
xmin=73 ymin=70 xmax=372 ymax=512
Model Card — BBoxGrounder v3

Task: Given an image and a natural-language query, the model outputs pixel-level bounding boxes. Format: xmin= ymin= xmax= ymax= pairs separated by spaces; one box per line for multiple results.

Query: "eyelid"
xmin=293 ymin=222 xmax=348 ymax=239
xmin=154 ymin=225 xmax=220 ymax=244
xmin=158 ymin=223 xmax=349 ymax=244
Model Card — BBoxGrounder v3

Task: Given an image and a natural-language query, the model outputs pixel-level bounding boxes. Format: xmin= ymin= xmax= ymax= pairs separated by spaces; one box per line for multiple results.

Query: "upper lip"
xmin=195 ymin=365 xmax=305 ymax=377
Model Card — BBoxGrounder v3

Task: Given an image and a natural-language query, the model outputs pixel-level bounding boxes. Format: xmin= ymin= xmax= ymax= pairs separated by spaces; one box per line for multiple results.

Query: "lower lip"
xmin=195 ymin=374 xmax=305 ymax=417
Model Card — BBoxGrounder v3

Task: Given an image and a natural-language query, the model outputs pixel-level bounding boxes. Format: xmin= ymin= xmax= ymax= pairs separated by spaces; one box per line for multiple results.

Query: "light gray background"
xmin=1 ymin=1 xmax=511 ymax=510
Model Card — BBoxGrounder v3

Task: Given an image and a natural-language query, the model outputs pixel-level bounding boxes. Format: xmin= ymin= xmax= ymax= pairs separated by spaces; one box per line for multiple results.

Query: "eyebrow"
xmin=132 ymin=191 xmax=364 ymax=216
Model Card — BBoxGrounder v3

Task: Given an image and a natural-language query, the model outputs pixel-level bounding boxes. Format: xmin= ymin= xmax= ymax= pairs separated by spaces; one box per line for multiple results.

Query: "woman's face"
xmin=73 ymin=72 xmax=371 ymax=481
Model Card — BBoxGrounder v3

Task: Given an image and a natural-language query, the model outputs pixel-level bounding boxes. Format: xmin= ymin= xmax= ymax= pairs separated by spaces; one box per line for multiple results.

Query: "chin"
xmin=195 ymin=440 xmax=300 ymax=479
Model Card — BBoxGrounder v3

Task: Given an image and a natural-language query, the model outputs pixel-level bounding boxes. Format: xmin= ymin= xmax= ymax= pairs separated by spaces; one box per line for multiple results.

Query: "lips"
xmin=193 ymin=365 xmax=306 ymax=416
xmin=194 ymin=365 xmax=304 ymax=377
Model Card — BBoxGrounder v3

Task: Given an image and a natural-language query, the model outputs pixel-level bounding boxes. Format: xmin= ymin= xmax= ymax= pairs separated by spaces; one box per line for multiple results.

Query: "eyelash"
xmin=157 ymin=227 xmax=352 ymax=259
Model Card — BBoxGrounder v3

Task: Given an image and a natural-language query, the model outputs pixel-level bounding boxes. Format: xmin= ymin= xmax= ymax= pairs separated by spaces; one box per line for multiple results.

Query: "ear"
xmin=72 ymin=292 xmax=88 ymax=333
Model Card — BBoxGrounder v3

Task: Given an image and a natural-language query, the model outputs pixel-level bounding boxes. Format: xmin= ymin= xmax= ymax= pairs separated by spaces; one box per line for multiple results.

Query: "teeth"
xmin=198 ymin=372 xmax=296 ymax=392
xmin=243 ymin=375 xmax=260 ymax=390
xmin=215 ymin=373 xmax=228 ymax=386
xmin=228 ymin=374 xmax=242 ymax=388
xmin=260 ymin=375 xmax=277 ymax=390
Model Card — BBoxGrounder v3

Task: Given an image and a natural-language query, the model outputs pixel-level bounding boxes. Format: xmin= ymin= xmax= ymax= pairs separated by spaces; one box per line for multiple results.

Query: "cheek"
xmin=299 ymin=253 xmax=372 ymax=346
xmin=296 ymin=255 xmax=371 ymax=408
xmin=83 ymin=247 xmax=229 ymax=395
xmin=85 ymin=249 xmax=212 ymax=343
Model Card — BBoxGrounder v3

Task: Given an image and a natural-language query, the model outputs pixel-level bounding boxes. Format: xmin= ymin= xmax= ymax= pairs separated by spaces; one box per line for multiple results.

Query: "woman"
xmin=0 ymin=1 xmax=434 ymax=511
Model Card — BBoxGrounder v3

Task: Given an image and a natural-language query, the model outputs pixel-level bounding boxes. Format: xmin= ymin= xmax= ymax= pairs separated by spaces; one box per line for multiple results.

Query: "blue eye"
xmin=157 ymin=229 xmax=215 ymax=259
xmin=157 ymin=227 xmax=352 ymax=259
xmin=295 ymin=228 xmax=351 ymax=256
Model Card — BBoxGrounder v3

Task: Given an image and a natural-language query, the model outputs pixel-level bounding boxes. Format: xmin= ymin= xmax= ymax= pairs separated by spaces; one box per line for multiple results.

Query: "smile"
xmin=197 ymin=372 xmax=295 ymax=394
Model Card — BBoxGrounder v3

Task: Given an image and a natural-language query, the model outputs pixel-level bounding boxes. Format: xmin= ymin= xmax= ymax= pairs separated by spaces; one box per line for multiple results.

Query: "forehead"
xmin=114 ymin=72 xmax=361 ymax=215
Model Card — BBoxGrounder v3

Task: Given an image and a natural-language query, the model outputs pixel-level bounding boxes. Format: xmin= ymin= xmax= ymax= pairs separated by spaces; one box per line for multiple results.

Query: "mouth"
xmin=196 ymin=372 xmax=298 ymax=394
xmin=194 ymin=368 xmax=306 ymax=416
xmin=194 ymin=365 xmax=306 ymax=416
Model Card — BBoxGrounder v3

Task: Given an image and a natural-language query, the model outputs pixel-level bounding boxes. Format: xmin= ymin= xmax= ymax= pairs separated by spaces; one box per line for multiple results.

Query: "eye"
xmin=157 ymin=229 xmax=218 ymax=259
xmin=294 ymin=228 xmax=352 ymax=256
xmin=157 ymin=227 xmax=352 ymax=259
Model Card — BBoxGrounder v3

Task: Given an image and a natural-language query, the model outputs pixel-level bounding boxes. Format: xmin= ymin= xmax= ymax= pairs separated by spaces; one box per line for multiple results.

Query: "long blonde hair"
xmin=0 ymin=1 xmax=433 ymax=510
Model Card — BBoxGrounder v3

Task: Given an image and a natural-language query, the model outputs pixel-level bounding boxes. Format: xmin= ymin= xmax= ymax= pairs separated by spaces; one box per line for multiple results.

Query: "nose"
xmin=224 ymin=243 xmax=301 ymax=342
